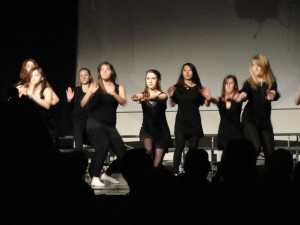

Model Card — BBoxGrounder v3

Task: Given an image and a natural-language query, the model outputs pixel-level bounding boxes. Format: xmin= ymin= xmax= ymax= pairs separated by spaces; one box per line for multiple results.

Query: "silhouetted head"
xmin=266 ymin=148 xmax=293 ymax=175
xmin=184 ymin=148 xmax=210 ymax=178
xmin=120 ymin=148 xmax=152 ymax=195
xmin=220 ymin=138 xmax=257 ymax=181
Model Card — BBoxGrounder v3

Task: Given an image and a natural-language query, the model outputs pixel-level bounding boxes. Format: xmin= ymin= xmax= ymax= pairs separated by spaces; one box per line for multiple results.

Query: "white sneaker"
xmin=91 ymin=178 xmax=105 ymax=188
xmin=100 ymin=173 xmax=120 ymax=184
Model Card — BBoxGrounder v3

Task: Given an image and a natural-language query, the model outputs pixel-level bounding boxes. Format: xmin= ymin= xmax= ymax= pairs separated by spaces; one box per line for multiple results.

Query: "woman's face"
xmin=224 ymin=78 xmax=235 ymax=93
xmin=146 ymin=72 xmax=158 ymax=90
xmin=79 ymin=70 xmax=90 ymax=85
xmin=251 ymin=62 xmax=263 ymax=77
xmin=25 ymin=61 xmax=35 ymax=72
xmin=30 ymin=69 xmax=43 ymax=85
xmin=100 ymin=64 xmax=112 ymax=81
xmin=182 ymin=65 xmax=193 ymax=80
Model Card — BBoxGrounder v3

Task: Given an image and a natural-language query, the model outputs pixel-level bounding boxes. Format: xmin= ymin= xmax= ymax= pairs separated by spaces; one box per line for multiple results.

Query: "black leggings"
xmin=86 ymin=118 xmax=126 ymax=177
xmin=173 ymin=130 xmax=200 ymax=174
xmin=73 ymin=119 xmax=88 ymax=151
xmin=243 ymin=120 xmax=275 ymax=164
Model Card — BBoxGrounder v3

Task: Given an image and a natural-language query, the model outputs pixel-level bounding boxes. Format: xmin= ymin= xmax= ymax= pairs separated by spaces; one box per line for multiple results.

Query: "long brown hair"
xmin=96 ymin=61 xmax=117 ymax=92
xmin=143 ymin=69 xmax=162 ymax=95
xmin=27 ymin=66 xmax=50 ymax=98
xmin=221 ymin=74 xmax=239 ymax=97
xmin=16 ymin=58 xmax=38 ymax=86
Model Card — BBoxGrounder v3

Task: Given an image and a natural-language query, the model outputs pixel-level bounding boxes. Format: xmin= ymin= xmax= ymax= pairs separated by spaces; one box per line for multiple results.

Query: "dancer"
xmin=131 ymin=69 xmax=173 ymax=167
xmin=16 ymin=58 xmax=59 ymax=105
xmin=81 ymin=61 xmax=127 ymax=188
xmin=167 ymin=62 xmax=210 ymax=174
xmin=235 ymin=54 xmax=280 ymax=164
xmin=209 ymin=74 xmax=244 ymax=150
xmin=66 ymin=68 xmax=93 ymax=151
xmin=19 ymin=66 xmax=59 ymax=144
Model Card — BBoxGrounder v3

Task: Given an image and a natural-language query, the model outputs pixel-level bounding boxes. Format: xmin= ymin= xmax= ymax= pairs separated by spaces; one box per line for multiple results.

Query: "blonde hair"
xmin=248 ymin=54 xmax=276 ymax=89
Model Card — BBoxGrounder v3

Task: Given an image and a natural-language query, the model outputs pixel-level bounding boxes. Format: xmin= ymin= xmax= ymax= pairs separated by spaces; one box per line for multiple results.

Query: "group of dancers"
xmin=13 ymin=54 xmax=300 ymax=188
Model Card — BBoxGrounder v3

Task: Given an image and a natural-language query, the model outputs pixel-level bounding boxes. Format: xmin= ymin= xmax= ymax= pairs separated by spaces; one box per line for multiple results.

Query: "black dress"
xmin=241 ymin=80 xmax=279 ymax=127
xmin=216 ymin=98 xmax=244 ymax=150
xmin=171 ymin=85 xmax=206 ymax=174
xmin=240 ymin=80 xmax=280 ymax=159
xmin=172 ymin=85 xmax=205 ymax=137
xmin=31 ymin=95 xmax=58 ymax=145
xmin=139 ymin=93 xmax=173 ymax=152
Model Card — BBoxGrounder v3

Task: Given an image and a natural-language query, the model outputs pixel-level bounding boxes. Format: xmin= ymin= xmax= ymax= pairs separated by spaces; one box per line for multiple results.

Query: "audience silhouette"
xmin=2 ymin=88 xmax=300 ymax=225
xmin=0 ymin=89 xmax=99 ymax=225
xmin=257 ymin=148 xmax=298 ymax=225
xmin=212 ymin=138 xmax=260 ymax=225
xmin=174 ymin=148 xmax=214 ymax=225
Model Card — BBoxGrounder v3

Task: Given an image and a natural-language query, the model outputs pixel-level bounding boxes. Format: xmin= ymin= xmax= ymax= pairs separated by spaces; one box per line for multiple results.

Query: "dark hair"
xmin=27 ymin=66 xmax=49 ymax=98
xmin=17 ymin=58 xmax=38 ymax=86
xmin=221 ymin=74 xmax=239 ymax=97
xmin=97 ymin=61 xmax=117 ymax=92
xmin=174 ymin=62 xmax=203 ymax=92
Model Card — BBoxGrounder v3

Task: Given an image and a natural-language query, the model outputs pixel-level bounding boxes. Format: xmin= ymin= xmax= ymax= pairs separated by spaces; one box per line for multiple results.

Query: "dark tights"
xmin=243 ymin=120 xmax=275 ymax=165
xmin=173 ymin=131 xmax=200 ymax=174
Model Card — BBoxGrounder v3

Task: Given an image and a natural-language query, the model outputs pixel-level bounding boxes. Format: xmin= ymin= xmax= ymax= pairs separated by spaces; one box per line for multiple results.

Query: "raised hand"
xmin=66 ymin=87 xmax=74 ymax=102
xmin=89 ymin=82 xmax=99 ymax=94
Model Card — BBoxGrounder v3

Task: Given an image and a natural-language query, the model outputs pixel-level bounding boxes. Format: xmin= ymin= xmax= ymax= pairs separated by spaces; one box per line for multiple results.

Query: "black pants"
xmin=173 ymin=130 xmax=200 ymax=174
xmin=86 ymin=118 xmax=126 ymax=177
xmin=243 ymin=120 xmax=275 ymax=164
xmin=73 ymin=119 xmax=88 ymax=151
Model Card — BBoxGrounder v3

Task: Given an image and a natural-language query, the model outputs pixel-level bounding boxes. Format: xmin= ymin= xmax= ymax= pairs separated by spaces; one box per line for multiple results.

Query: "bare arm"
xmin=199 ymin=87 xmax=211 ymax=107
xmin=147 ymin=92 xmax=168 ymax=102
xmin=81 ymin=82 xmax=98 ymax=107
xmin=209 ymin=96 xmax=220 ymax=105
xmin=167 ymin=86 xmax=176 ymax=107
xmin=114 ymin=84 xmax=127 ymax=106
xmin=131 ymin=93 xmax=145 ymax=103
xmin=234 ymin=92 xmax=247 ymax=102
xmin=27 ymin=87 xmax=52 ymax=110
xmin=16 ymin=84 xmax=26 ymax=97
xmin=51 ymin=90 xmax=60 ymax=105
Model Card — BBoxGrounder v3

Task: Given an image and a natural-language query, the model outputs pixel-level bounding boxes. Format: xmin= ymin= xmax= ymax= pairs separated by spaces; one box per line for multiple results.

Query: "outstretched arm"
xmin=209 ymin=96 xmax=219 ymax=105
xmin=167 ymin=86 xmax=176 ymax=107
xmin=199 ymin=87 xmax=211 ymax=107
xmin=234 ymin=92 xmax=247 ymax=102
